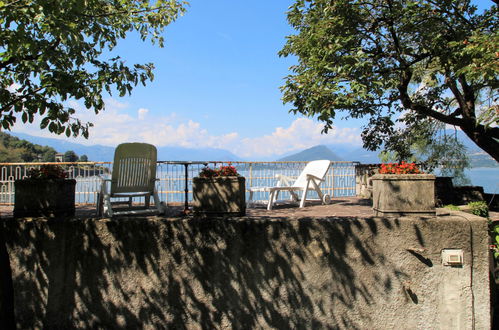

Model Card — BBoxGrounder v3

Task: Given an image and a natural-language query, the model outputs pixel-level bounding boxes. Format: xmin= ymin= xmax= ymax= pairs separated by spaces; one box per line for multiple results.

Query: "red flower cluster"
xmin=27 ymin=165 xmax=68 ymax=179
xmin=379 ymin=162 xmax=422 ymax=174
xmin=199 ymin=163 xmax=239 ymax=178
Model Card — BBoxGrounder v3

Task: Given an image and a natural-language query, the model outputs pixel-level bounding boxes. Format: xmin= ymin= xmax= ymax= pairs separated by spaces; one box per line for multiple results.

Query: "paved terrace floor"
xmin=2 ymin=197 xmax=498 ymax=220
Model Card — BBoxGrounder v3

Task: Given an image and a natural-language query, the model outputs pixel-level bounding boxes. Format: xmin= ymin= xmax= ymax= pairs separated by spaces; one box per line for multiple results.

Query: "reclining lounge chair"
xmin=248 ymin=160 xmax=332 ymax=210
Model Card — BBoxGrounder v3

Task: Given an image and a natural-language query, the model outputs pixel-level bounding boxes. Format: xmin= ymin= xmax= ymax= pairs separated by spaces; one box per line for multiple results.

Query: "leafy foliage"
xmin=490 ymin=220 xmax=499 ymax=261
xmin=378 ymin=119 xmax=471 ymax=184
xmin=63 ymin=150 xmax=79 ymax=163
xmin=467 ymin=200 xmax=489 ymax=218
xmin=444 ymin=204 xmax=460 ymax=211
xmin=0 ymin=0 xmax=187 ymax=138
xmin=0 ymin=131 xmax=57 ymax=162
xmin=280 ymin=0 xmax=499 ymax=162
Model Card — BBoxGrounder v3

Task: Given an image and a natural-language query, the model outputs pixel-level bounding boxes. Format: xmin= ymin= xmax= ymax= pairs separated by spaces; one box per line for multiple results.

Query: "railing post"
xmin=249 ymin=163 xmax=253 ymax=192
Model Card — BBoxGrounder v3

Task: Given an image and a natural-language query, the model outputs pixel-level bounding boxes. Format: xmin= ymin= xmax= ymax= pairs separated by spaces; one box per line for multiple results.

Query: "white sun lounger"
xmin=248 ymin=160 xmax=332 ymax=210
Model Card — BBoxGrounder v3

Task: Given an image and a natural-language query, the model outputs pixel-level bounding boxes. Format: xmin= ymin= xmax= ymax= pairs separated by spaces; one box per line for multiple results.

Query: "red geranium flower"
xmin=379 ymin=162 xmax=421 ymax=174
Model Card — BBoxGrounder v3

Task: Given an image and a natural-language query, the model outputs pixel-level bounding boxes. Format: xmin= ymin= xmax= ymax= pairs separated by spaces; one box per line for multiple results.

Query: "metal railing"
xmin=0 ymin=161 xmax=359 ymax=206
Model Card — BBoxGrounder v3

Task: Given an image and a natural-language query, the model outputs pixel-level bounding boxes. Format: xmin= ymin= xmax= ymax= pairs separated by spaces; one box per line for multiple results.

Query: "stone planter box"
xmin=371 ymin=174 xmax=436 ymax=217
xmin=14 ymin=179 xmax=76 ymax=218
xmin=193 ymin=176 xmax=246 ymax=216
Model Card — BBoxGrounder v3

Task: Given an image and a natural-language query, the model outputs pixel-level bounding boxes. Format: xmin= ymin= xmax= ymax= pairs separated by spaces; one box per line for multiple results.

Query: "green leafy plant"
xmin=489 ymin=220 xmax=499 ymax=262
xmin=26 ymin=165 xmax=68 ymax=180
xmin=444 ymin=204 xmax=460 ymax=211
xmin=467 ymin=201 xmax=489 ymax=218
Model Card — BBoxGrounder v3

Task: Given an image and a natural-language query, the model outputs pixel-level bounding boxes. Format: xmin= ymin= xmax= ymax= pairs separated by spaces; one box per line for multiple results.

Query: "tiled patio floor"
xmin=2 ymin=197 xmax=497 ymax=220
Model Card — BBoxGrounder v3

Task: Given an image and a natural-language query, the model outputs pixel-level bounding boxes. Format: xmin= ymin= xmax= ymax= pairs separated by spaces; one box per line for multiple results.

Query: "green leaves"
xmin=0 ymin=0 xmax=188 ymax=138
xmin=281 ymin=0 xmax=499 ymax=162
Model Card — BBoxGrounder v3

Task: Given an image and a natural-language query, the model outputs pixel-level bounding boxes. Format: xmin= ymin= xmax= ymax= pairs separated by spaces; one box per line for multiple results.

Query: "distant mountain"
xmin=9 ymin=132 xmax=242 ymax=162
xmin=469 ymin=151 xmax=498 ymax=168
xmin=277 ymin=145 xmax=343 ymax=161
xmin=326 ymin=144 xmax=380 ymax=163
xmin=10 ymin=132 xmax=115 ymax=161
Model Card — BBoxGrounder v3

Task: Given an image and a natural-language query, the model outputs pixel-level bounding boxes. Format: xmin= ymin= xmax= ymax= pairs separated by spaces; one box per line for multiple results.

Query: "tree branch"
xmin=78 ymin=4 xmax=177 ymax=19
xmin=457 ymin=75 xmax=476 ymax=119
xmin=398 ymin=69 xmax=464 ymax=126
xmin=398 ymin=69 xmax=499 ymax=141
xmin=0 ymin=38 xmax=60 ymax=70
xmin=0 ymin=86 xmax=46 ymax=114
xmin=426 ymin=0 xmax=476 ymax=28
xmin=385 ymin=0 xmax=407 ymax=67
xmin=444 ymin=73 xmax=467 ymax=113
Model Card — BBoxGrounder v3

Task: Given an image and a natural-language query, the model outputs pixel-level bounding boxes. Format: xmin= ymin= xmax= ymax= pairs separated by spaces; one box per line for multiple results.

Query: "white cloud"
xmin=232 ymin=118 xmax=362 ymax=158
xmin=138 ymin=108 xmax=149 ymax=120
xmin=10 ymin=98 xmax=362 ymax=159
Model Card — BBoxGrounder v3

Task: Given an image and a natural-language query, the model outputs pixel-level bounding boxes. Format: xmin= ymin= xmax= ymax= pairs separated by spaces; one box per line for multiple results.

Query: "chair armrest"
xmin=275 ymin=174 xmax=294 ymax=187
xmin=306 ymin=174 xmax=324 ymax=182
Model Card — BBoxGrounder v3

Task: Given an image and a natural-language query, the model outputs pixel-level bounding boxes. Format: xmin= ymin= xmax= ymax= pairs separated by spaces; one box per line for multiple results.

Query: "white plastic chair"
xmin=248 ymin=160 xmax=332 ymax=210
xmin=96 ymin=143 xmax=166 ymax=217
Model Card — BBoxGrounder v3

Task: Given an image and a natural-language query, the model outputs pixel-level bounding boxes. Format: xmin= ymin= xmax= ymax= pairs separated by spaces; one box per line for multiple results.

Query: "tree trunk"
xmin=461 ymin=125 xmax=499 ymax=163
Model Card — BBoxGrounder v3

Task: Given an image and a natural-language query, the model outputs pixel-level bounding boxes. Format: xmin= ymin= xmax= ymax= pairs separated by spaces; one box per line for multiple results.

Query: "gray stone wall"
xmin=2 ymin=213 xmax=491 ymax=329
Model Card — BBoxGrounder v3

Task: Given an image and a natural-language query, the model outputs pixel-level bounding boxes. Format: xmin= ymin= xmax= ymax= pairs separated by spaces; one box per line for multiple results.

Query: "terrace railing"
xmin=0 ymin=161 xmax=359 ymax=206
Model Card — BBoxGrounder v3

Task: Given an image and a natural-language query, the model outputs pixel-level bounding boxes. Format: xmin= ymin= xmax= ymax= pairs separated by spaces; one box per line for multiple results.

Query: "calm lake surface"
xmin=466 ymin=167 xmax=499 ymax=194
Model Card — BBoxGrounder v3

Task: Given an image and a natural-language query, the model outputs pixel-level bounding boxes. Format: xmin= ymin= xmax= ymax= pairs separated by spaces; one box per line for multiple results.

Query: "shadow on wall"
xmin=2 ymin=215 xmax=460 ymax=329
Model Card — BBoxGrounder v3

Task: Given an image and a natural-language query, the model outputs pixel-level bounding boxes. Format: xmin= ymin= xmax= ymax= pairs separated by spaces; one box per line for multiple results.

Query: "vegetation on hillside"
xmin=0 ymin=132 xmax=89 ymax=163
xmin=0 ymin=132 xmax=57 ymax=162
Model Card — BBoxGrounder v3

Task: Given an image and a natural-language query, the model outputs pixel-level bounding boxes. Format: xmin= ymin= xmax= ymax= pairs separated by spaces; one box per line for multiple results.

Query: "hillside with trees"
xmin=0 ymin=132 xmax=57 ymax=162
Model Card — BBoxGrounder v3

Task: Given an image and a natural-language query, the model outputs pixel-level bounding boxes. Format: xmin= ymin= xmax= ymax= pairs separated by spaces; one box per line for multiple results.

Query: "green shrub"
xmin=467 ymin=201 xmax=489 ymax=218
xmin=490 ymin=221 xmax=499 ymax=262
xmin=444 ymin=204 xmax=460 ymax=211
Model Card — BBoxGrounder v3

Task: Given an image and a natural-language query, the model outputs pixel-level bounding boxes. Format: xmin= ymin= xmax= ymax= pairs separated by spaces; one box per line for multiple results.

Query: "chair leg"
xmin=247 ymin=191 xmax=254 ymax=208
xmin=153 ymin=190 xmax=165 ymax=214
xmin=299 ymin=181 xmax=312 ymax=208
xmin=267 ymin=190 xmax=276 ymax=210
xmin=312 ymin=181 xmax=331 ymax=205
xmin=103 ymin=196 xmax=113 ymax=217
xmin=96 ymin=193 xmax=103 ymax=217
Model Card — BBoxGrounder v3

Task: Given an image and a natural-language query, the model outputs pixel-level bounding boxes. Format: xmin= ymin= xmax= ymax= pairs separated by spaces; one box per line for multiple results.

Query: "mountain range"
xmin=9 ymin=132 xmax=241 ymax=162
xmin=276 ymin=144 xmax=380 ymax=163
xmin=7 ymin=132 xmax=381 ymax=163
xmin=7 ymin=131 xmax=498 ymax=166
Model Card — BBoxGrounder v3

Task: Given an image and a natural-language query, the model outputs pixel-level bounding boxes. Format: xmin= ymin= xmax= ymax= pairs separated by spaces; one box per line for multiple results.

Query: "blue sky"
xmin=12 ymin=0 xmax=493 ymax=160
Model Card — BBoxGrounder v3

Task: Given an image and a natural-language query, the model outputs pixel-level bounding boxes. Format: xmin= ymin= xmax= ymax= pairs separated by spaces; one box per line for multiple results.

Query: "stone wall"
xmin=1 ymin=213 xmax=491 ymax=329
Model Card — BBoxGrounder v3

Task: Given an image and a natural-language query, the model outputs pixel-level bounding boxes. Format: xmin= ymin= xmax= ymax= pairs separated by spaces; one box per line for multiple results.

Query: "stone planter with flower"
xmin=371 ymin=162 xmax=436 ymax=217
xmin=14 ymin=165 xmax=76 ymax=218
xmin=192 ymin=163 xmax=246 ymax=216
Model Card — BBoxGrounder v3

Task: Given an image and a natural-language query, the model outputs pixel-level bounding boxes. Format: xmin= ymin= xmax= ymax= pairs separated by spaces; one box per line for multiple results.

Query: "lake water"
xmin=466 ymin=167 xmax=499 ymax=194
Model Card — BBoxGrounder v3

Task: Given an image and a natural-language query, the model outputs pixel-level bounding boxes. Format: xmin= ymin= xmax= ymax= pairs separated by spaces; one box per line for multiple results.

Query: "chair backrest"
xmin=110 ymin=143 xmax=158 ymax=194
xmin=293 ymin=160 xmax=331 ymax=188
